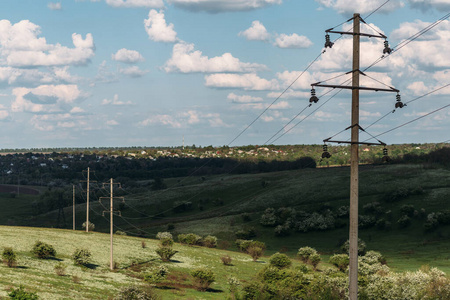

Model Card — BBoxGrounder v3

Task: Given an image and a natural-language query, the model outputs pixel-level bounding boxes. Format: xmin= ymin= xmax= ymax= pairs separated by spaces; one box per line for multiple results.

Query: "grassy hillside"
xmin=0 ymin=226 xmax=294 ymax=299
xmin=1 ymin=163 xmax=449 ymax=275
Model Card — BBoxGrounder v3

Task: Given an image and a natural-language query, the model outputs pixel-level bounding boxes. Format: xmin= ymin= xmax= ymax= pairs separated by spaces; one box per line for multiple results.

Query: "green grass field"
xmin=0 ymin=163 xmax=449 ymax=299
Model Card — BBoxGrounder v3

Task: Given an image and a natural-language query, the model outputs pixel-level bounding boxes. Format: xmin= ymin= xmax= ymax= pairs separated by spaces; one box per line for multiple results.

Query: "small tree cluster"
xmin=329 ymin=254 xmax=349 ymax=272
xmin=114 ymin=286 xmax=160 ymax=300
xmin=155 ymin=232 xmax=177 ymax=262
xmin=340 ymin=238 xmax=366 ymax=256
xmin=82 ymin=222 xmax=95 ymax=231
xmin=177 ymin=233 xmax=217 ymax=248
xmin=297 ymin=247 xmax=321 ymax=270
xmin=269 ymin=253 xmax=292 ymax=269
xmin=32 ymin=241 xmax=56 ymax=259
xmin=144 ymin=265 xmax=169 ymax=284
xmin=8 ymin=286 xmax=38 ymax=300
xmin=71 ymin=248 xmax=91 ymax=266
xmin=191 ymin=268 xmax=215 ymax=291
xmin=2 ymin=247 xmax=17 ymax=268
xmin=235 ymin=239 xmax=266 ymax=262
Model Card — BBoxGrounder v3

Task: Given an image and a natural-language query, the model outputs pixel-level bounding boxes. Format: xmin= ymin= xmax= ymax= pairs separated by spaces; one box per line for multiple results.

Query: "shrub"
xmin=32 ymin=241 xmax=56 ymax=259
xmin=2 ymin=247 xmax=17 ymax=268
xmin=309 ymin=253 xmax=321 ymax=270
xmin=71 ymin=248 xmax=91 ymax=266
xmin=54 ymin=262 xmax=66 ymax=276
xmin=269 ymin=252 xmax=292 ymax=269
xmin=260 ymin=207 xmax=277 ymax=226
xmin=220 ymin=255 xmax=232 ymax=266
xmin=191 ymin=268 xmax=215 ymax=291
xmin=248 ymin=246 xmax=264 ymax=262
xmin=115 ymin=230 xmax=127 ymax=236
xmin=144 ymin=265 xmax=169 ymax=284
xmin=329 ymin=254 xmax=349 ymax=271
xmin=202 ymin=235 xmax=217 ymax=248
xmin=235 ymin=228 xmax=257 ymax=239
xmin=185 ymin=233 xmax=202 ymax=246
xmin=114 ymin=286 xmax=160 ymax=300
xmin=156 ymin=232 xmax=173 ymax=247
xmin=297 ymin=246 xmax=317 ymax=263
xmin=241 ymin=282 xmax=264 ymax=300
xmin=82 ymin=221 xmax=95 ymax=231
xmin=274 ymin=224 xmax=290 ymax=237
xmin=155 ymin=246 xmax=177 ymax=262
xmin=141 ymin=241 xmax=146 ymax=248
xmin=8 ymin=286 xmax=38 ymax=300
xmin=341 ymin=238 xmax=366 ymax=256
xmin=397 ymin=215 xmax=411 ymax=228
xmin=401 ymin=204 xmax=415 ymax=217
xmin=235 ymin=240 xmax=266 ymax=253
xmin=227 ymin=276 xmax=241 ymax=297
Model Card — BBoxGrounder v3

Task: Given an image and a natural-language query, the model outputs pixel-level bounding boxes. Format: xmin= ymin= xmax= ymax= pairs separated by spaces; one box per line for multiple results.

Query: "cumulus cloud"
xmin=48 ymin=2 xmax=62 ymax=10
xmin=0 ymin=20 xmax=95 ymax=67
xmin=144 ymin=10 xmax=177 ymax=43
xmin=139 ymin=109 xmax=227 ymax=128
xmin=274 ymin=33 xmax=313 ymax=48
xmin=205 ymin=73 xmax=279 ymax=90
xmin=408 ymin=0 xmax=450 ymax=12
xmin=106 ymin=120 xmax=119 ymax=126
xmin=119 ymin=66 xmax=149 ymax=77
xmin=166 ymin=0 xmax=282 ymax=13
xmin=112 ymin=48 xmax=144 ymax=63
xmin=12 ymin=84 xmax=82 ymax=113
xmin=233 ymin=100 xmax=290 ymax=111
xmin=390 ymin=20 xmax=450 ymax=69
xmin=164 ymin=42 xmax=267 ymax=73
xmin=239 ymin=21 xmax=270 ymax=41
xmin=315 ymin=0 xmax=403 ymax=15
xmin=101 ymin=94 xmax=133 ymax=106
xmin=105 ymin=0 xmax=164 ymax=8
xmin=227 ymin=93 xmax=263 ymax=103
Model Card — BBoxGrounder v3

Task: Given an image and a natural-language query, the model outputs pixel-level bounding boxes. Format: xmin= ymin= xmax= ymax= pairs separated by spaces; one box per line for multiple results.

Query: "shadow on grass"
xmin=205 ymin=288 xmax=224 ymax=293
xmin=47 ymin=257 xmax=63 ymax=262
xmin=80 ymin=263 xmax=99 ymax=270
xmin=15 ymin=266 xmax=29 ymax=269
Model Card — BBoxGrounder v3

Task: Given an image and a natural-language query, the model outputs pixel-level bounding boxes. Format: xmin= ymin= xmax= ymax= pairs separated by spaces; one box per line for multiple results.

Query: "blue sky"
xmin=0 ymin=0 xmax=449 ymax=148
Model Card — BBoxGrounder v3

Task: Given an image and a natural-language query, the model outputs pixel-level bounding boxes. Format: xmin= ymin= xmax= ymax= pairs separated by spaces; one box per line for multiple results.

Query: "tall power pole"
xmin=81 ymin=168 xmax=96 ymax=232
xmin=73 ymin=185 xmax=76 ymax=230
xmin=311 ymin=13 xmax=401 ymax=299
xmin=100 ymin=178 xmax=123 ymax=271
xmin=349 ymin=14 xmax=361 ymax=299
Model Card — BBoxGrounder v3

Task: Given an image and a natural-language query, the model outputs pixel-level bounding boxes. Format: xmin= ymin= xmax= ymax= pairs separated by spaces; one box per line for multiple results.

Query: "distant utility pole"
xmin=73 ymin=185 xmax=75 ymax=230
xmin=81 ymin=168 xmax=96 ymax=232
xmin=100 ymin=178 xmax=123 ymax=271
xmin=311 ymin=13 xmax=402 ymax=300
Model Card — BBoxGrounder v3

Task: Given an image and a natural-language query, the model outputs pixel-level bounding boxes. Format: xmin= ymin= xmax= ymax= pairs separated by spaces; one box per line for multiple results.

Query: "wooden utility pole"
xmin=100 ymin=178 xmax=123 ymax=271
xmin=86 ymin=167 xmax=90 ymax=232
xmin=110 ymin=178 xmax=114 ymax=271
xmin=349 ymin=13 xmax=361 ymax=300
xmin=80 ymin=168 xmax=95 ymax=232
xmin=73 ymin=185 xmax=75 ymax=230
xmin=311 ymin=13 xmax=400 ymax=300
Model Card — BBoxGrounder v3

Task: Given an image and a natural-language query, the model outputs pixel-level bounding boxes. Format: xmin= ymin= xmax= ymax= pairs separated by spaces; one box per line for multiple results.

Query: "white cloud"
xmin=239 ymin=21 xmax=270 ymax=41
xmin=139 ymin=109 xmax=227 ymax=128
xmin=389 ymin=20 xmax=450 ymax=69
xmin=119 ymin=66 xmax=149 ymax=77
xmin=48 ymin=2 xmax=62 ymax=10
xmin=408 ymin=0 xmax=450 ymax=12
xmin=106 ymin=0 xmax=164 ymax=8
xmin=276 ymin=70 xmax=317 ymax=90
xmin=102 ymin=94 xmax=133 ymax=106
xmin=233 ymin=100 xmax=290 ymax=110
xmin=144 ymin=10 xmax=177 ymax=43
xmin=274 ymin=33 xmax=313 ymax=49
xmin=139 ymin=114 xmax=182 ymax=128
xmin=315 ymin=0 xmax=403 ymax=15
xmin=12 ymin=84 xmax=82 ymax=113
xmin=266 ymin=90 xmax=309 ymax=99
xmin=166 ymin=0 xmax=282 ymax=13
xmin=70 ymin=106 xmax=85 ymax=114
xmin=0 ymin=20 xmax=95 ymax=67
xmin=227 ymin=93 xmax=263 ymax=103
xmin=164 ymin=42 xmax=267 ymax=73
xmin=112 ymin=48 xmax=144 ymax=63
xmin=205 ymin=73 xmax=279 ymax=90
xmin=106 ymin=120 xmax=119 ymax=126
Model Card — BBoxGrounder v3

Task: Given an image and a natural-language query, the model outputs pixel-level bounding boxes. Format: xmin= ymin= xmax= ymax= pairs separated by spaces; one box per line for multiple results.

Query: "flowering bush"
xmin=269 ymin=253 xmax=292 ymax=269
xmin=297 ymin=247 xmax=317 ymax=263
